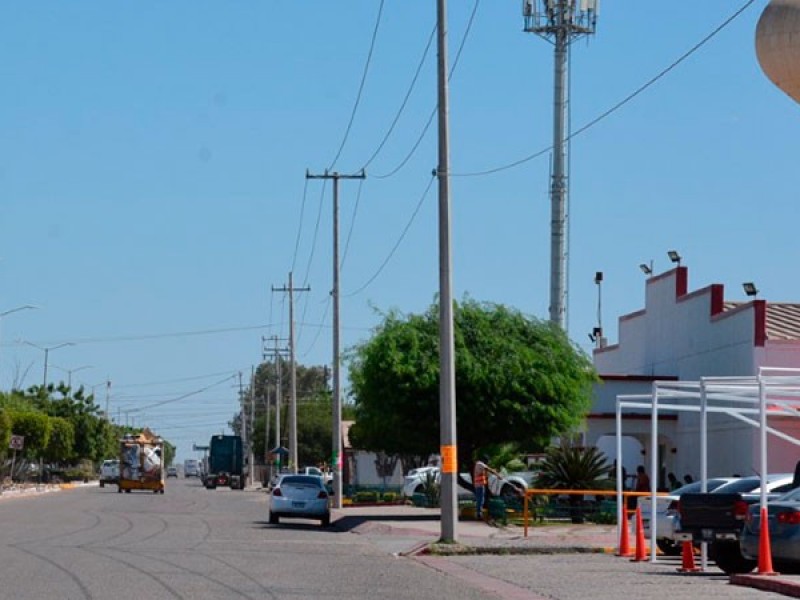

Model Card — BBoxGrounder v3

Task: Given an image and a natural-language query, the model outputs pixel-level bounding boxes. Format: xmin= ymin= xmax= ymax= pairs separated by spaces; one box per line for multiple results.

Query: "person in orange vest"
xmin=473 ymin=455 xmax=500 ymax=521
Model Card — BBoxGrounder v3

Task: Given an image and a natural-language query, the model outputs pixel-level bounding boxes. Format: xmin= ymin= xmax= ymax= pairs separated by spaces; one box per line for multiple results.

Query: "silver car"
xmin=269 ymin=475 xmax=331 ymax=527
xmin=741 ymin=484 xmax=800 ymax=566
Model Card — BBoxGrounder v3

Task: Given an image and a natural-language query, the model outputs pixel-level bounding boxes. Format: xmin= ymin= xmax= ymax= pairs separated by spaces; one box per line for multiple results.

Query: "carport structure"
xmin=615 ymin=367 xmax=800 ymax=565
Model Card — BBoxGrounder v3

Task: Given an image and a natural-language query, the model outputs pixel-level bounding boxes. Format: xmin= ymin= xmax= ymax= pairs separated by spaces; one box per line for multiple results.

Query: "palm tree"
xmin=535 ymin=446 xmax=610 ymax=523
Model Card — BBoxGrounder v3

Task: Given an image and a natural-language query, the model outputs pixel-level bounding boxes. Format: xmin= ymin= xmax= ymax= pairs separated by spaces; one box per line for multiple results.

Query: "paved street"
xmin=0 ymin=481 xmax=794 ymax=599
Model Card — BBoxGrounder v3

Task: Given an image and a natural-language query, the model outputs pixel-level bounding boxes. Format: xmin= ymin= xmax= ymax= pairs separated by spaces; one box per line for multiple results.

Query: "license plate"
xmin=292 ymin=501 xmax=305 ymax=508
xmin=702 ymin=528 xmax=713 ymax=540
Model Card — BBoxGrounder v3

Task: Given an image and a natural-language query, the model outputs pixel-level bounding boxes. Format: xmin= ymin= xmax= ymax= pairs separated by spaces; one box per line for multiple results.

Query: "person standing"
xmin=635 ymin=465 xmax=650 ymax=493
xmin=667 ymin=472 xmax=680 ymax=491
xmin=473 ymin=455 xmax=499 ymax=521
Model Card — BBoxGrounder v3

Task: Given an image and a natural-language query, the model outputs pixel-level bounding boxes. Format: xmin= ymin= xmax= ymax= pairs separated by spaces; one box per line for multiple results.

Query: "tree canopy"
xmin=347 ymin=299 xmax=597 ymax=470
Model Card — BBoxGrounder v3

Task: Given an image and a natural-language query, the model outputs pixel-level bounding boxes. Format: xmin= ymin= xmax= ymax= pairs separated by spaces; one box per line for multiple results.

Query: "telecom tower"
xmin=523 ymin=0 xmax=598 ymax=330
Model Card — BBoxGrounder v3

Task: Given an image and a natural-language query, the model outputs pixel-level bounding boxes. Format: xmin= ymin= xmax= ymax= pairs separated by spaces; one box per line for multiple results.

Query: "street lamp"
xmin=0 ymin=305 xmax=38 ymax=386
xmin=22 ymin=341 xmax=75 ymax=388
xmin=50 ymin=364 xmax=92 ymax=389
xmin=667 ymin=250 xmax=682 ymax=267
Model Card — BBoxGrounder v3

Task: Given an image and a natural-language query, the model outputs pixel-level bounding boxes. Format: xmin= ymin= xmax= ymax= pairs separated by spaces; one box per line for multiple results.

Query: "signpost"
xmin=8 ymin=435 xmax=24 ymax=482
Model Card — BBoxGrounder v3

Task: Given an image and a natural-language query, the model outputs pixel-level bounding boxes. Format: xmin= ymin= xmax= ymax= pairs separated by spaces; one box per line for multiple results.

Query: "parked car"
xmin=708 ymin=474 xmax=796 ymax=503
xmin=401 ymin=466 xmax=527 ymax=500
xmin=99 ymin=459 xmax=119 ymax=488
xmin=166 ymin=466 xmax=178 ymax=478
xmin=741 ymin=484 xmax=800 ymax=568
xmin=269 ymin=474 xmax=330 ymax=527
xmin=640 ymin=477 xmax=737 ymax=555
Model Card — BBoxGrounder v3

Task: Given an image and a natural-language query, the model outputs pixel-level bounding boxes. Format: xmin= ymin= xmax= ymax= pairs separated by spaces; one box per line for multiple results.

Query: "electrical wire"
xmin=372 ymin=0 xmax=481 ymax=180
xmin=290 ymin=177 xmax=310 ymax=274
xmin=300 ymin=296 xmax=331 ymax=359
xmin=450 ymin=0 xmax=758 ymax=178
xmin=111 ymin=371 xmax=240 ymax=389
xmin=340 ymin=178 xmax=365 ymax=271
xmin=344 ymin=174 xmax=436 ymax=298
xmin=328 ymin=0 xmax=386 ymax=169
xmin=7 ymin=325 xmax=273 ymax=347
xmin=134 ymin=374 xmax=237 ymax=412
xmin=358 ymin=23 xmax=437 ymax=172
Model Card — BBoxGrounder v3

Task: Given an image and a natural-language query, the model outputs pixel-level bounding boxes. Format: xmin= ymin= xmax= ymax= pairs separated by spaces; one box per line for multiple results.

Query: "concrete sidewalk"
xmin=333 ymin=503 xmax=800 ymax=598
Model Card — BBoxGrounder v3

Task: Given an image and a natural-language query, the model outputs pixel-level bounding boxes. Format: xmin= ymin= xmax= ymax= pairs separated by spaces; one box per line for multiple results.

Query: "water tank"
xmin=756 ymin=0 xmax=800 ymax=104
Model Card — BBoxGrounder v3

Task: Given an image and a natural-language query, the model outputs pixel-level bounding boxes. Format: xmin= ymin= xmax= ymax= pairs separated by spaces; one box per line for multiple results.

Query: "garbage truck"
xmin=118 ymin=428 xmax=165 ymax=494
xmin=205 ymin=434 xmax=245 ymax=490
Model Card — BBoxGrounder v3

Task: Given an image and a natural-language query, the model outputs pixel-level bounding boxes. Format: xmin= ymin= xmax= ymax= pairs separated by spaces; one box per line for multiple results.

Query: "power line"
xmin=131 ymin=374 xmax=237 ymax=412
xmin=450 ymin=0 xmax=757 ymax=178
xmin=340 ymin=178 xmax=364 ymax=271
xmin=344 ymin=174 xmax=436 ymax=298
xmin=290 ymin=177 xmax=310 ymax=274
xmin=372 ymin=0 xmax=480 ymax=180
xmin=358 ymin=23 xmax=437 ymax=172
xmin=328 ymin=0 xmax=386 ymax=169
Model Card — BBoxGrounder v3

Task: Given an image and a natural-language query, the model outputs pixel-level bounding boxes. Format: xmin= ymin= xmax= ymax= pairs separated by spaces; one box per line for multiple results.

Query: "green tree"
xmin=44 ymin=417 xmax=75 ymax=463
xmin=347 ymin=299 xmax=597 ymax=476
xmin=0 ymin=407 xmax=11 ymax=454
xmin=8 ymin=411 xmax=52 ymax=460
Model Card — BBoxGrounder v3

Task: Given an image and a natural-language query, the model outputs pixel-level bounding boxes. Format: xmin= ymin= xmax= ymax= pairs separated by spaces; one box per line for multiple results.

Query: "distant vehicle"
xmin=269 ymin=474 xmax=331 ymax=527
xmin=167 ymin=466 xmax=178 ymax=478
xmin=99 ymin=459 xmax=120 ymax=488
xmin=184 ymin=459 xmax=200 ymax=478
xmin=205 ymin=434 xmax=245 ymax=490
xmin=300 ymin=466 xmax=333 ymax=484
xmin=741 ymin=484 xmax=800 ymax=568
xmin=118 ymin=429 xmax=165 ymax=495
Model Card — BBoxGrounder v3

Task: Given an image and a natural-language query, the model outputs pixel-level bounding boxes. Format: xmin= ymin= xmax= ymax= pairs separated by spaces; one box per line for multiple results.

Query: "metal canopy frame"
xmin=614 ymin=367 xmax=800 ymax=565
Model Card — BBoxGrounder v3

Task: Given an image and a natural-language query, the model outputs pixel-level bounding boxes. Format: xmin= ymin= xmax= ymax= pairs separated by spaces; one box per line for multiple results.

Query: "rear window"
xmin=280 ymin=475 xmax=322 ymax=487
xmin=712 ymin=478 xmax=761 ymax=494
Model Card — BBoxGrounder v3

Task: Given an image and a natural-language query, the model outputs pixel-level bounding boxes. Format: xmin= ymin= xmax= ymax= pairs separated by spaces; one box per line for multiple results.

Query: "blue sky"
xmin=1 ymin=1 xmax=796 ymax=461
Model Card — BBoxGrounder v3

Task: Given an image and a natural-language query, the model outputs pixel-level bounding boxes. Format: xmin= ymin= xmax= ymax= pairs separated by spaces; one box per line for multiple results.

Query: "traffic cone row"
xmin=617 ymin=509 xmax=633 ymax=557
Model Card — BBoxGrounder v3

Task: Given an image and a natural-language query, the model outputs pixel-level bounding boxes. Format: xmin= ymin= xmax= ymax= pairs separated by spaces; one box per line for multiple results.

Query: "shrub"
xmin=382 ymin=492 xmax=396 ymax=503
xmin=354 ymin=491 xmax=379 ymax=503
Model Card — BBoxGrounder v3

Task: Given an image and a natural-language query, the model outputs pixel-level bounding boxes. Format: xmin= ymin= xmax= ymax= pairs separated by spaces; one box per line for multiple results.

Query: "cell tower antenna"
xmin=523 ymin=0 xmax=598 ymax=331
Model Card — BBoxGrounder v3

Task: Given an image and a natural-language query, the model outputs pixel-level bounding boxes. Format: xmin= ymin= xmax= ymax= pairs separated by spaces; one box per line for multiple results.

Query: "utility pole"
xmin=272 ymin=274 xmax=309 ymax=474
xmin=105 ymin=380 xmax=112 ymax=422
xmin=523 ymin=0 xmax=598 ymax=330
xmin=248 ymin=365 xmax=256 ymax=488
xmin=261 ymin=335 xmax=288 ymax=471
xmin=305 ymin=168 xmax=366 ymax=509
xmin=436 ymin=0 xmax=458 ymax=544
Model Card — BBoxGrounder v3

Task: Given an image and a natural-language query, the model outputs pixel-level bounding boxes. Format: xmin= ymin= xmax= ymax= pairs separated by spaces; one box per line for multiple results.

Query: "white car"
xmin=99 ymin=459 xmax=120 ymax=488
xmin=640 ymin=477 xmax=737 ymax=555
xmin=402 ymin=466 xmax=527 ymax=500
xmin=269 ymin=474 xmax=331 ymax=527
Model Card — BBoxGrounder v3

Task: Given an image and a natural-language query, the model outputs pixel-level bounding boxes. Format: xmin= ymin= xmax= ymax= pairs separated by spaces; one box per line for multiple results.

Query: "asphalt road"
xmin=0 ymin=481 xmax=791 ymax=600
xmin=0 ymin=479 xmax=494 ymax=600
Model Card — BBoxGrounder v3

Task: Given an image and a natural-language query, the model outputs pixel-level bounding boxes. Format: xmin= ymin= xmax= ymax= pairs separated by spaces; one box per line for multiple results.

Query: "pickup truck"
xmin=675 ymin=492 xmax=755 ymax=574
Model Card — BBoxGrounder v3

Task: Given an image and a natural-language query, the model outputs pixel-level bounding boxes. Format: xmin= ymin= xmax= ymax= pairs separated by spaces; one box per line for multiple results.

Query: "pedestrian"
xmin=473 ymin=455 xmax=499 ymax=521
xmin=793 ymin=459 xmax=800 ymax=489
xmin=667 ymin=472 xmax=680 ymax=491
xmin=635 ymin=465 xmax=650 ymax=493
xmin=684 ymin=474 xmax=694 ymax=485
xmin=612 ymin=460 xmax=628 ymax=490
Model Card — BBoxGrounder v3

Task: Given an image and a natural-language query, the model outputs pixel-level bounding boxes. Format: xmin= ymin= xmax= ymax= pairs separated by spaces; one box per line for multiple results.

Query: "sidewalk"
xmin=332 ymin=503 xmax=800 ymax=598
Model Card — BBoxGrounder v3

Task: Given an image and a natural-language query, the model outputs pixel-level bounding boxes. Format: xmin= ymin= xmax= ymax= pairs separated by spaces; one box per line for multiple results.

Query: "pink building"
xmin=587 ymin=267 xmax=800 ymax=486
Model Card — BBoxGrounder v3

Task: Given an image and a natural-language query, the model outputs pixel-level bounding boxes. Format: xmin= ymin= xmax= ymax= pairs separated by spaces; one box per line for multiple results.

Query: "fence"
xmin=522 ymin=489 xmax=667 ymax=537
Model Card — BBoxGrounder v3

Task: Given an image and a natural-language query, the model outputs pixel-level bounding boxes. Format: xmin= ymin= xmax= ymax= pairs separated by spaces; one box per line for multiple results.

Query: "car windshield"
xmin=777 ymin=486 xmax=800 ymax=502
xmin=280 ymin=475 xmax=321 ymax=487
xmin=712 ymin=477 xmax=763 ymax=494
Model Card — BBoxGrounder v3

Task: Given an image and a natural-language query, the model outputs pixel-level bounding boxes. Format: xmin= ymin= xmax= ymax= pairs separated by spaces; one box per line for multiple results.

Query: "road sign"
xmin=9 ymin=435 xmax=24 ymax=451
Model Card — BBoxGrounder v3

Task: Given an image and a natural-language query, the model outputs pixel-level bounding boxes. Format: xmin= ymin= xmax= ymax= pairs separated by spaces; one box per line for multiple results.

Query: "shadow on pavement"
xmin=332 ymin=513 xmax=439 ymax=532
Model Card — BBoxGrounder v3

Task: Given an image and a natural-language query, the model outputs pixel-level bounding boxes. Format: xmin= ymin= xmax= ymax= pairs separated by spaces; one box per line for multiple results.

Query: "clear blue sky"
xmin=1 ymin=1 xmax=796 ymax=462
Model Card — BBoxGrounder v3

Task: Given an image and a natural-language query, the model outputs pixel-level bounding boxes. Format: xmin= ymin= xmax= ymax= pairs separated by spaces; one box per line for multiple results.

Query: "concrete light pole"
xmin=50 ymin=364 xmax=92 ymax=389
xmin=23 ymin=341 xmax=75 ymax=388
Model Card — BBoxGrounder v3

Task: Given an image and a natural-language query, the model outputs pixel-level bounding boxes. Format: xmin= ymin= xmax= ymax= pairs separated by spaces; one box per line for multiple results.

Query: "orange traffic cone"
xmin=631 ymin=506 xmax=648 ymax=562
xmin=757 ymin=507 xmax=779 ymax=576
xmin=677 ymin=541 xmax=701 ymax=573
xmin=617 ymin=510 xmax=633 ymax=557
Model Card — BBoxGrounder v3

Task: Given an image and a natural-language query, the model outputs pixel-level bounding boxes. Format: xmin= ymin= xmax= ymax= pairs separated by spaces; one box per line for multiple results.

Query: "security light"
xmin=639 ymin=263 xmax=652 ymax=275
xmin=667 ymin=250 xmax=681 ymax=265
xmin=594 ymin=271 xmax=603 ymax=284
xmin=743 ymin=282 xmax=759 ymax=297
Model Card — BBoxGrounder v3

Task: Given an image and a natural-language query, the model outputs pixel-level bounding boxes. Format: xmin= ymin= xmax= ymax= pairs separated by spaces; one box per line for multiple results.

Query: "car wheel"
xmin=710 ymin=542 xmax=757 ymax=575
xmin=500 ymin=484 xmax=520 ymax=501
xmin=117 ymin=488 xmax=122 ymax=494
xmin=269 ymin=512 xmax=279 ymax=525
xmin=656 ymin=539 xmax=682 ymax=557
xmin=321 ymin=513 xmax=331 ymax=527
xmin=414 ymin=485 xmax=424 ymax=495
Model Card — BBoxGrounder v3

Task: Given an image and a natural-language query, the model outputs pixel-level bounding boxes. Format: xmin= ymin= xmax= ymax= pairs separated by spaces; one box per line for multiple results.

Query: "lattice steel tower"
xmin=523 ymin=0 xmax=597 ymax=330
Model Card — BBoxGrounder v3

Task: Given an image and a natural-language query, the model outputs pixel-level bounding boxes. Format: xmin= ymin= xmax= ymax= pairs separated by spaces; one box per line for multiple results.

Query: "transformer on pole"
xmin=523 ymin=0 xmax=598 ymax=330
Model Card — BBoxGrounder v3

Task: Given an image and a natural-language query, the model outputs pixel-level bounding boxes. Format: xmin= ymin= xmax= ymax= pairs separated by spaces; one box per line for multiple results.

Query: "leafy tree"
xmin=347 ymin=299 xmax=597 ymax=477
xmin=44 ymin=417 xmax=75 ymax=463
xmin=0 ymin=407 xmax=10 ymax=455
xmin=8 ymin=411 xmax=52 ymax=460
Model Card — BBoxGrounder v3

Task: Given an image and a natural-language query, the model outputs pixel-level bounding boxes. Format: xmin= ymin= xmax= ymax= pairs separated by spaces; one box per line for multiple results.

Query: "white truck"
xmin=99 ymin=459 xmax=119 ymax=488
xmin=184 ymin=459 xmax=200 ymax=478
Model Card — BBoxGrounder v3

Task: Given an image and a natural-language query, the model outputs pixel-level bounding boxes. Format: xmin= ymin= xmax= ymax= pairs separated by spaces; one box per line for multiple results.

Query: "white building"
xmin=586 ymin=266 xmax=800 ymax=487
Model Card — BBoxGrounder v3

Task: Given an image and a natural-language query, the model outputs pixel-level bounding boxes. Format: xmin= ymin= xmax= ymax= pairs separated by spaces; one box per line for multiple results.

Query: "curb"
xmin=425 ymin=543 xmax=614 ymax=556
xmin=730 ymin=574 xmax=800 ymax=598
